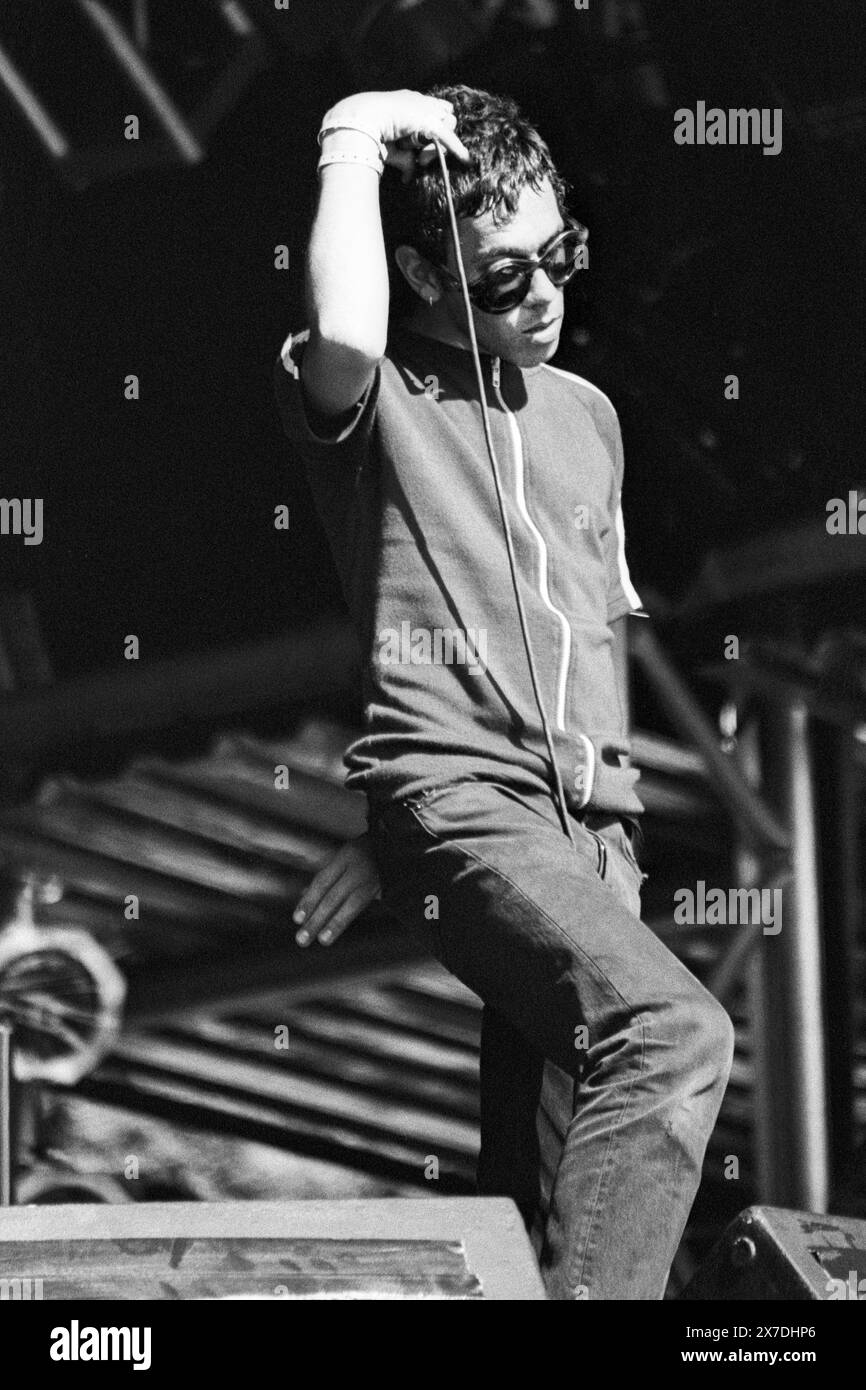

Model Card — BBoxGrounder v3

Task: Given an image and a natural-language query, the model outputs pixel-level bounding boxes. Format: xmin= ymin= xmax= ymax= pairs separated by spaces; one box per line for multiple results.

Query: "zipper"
xmin=587 ymin=827 xmax=607 ymax=878
xmin=490 ymin=356 xmax=572 ymax=731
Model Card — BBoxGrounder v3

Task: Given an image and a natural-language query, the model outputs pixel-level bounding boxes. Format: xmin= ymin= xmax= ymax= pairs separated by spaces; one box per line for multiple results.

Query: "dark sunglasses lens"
xmin=546 ymin=232 xmax=585 ymax=285
xmin=477 ymin=267 xmax=531 ymax=313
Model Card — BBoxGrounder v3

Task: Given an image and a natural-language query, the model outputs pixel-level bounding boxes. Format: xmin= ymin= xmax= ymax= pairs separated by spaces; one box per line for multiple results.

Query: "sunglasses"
xmin=434 ymin=219 xmax=588 ymax=315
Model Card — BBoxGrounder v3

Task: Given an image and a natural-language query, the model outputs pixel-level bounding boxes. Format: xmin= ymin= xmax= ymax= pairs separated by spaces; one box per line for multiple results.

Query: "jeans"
xmin=368 ymin=778 xmax=734 ymax=1300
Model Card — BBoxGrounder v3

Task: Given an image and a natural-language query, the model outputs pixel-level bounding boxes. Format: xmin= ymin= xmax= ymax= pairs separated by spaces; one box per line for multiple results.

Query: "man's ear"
xmin=394 ymin=243 xmax=442 ymax=303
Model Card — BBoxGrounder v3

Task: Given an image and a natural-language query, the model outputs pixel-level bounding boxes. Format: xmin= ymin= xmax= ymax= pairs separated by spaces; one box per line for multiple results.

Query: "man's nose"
xmin=527 ymin=265 xmax=562 ymax=305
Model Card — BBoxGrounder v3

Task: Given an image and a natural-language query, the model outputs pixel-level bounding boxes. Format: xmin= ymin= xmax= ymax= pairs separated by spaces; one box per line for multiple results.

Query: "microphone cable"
xmin=433 ymin=139 xmax=577 ymax=850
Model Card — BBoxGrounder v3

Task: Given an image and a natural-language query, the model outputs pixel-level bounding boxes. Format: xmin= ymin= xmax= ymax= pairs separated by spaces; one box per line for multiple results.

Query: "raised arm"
xmin=301 ymin=89 xmax=470 ymax=418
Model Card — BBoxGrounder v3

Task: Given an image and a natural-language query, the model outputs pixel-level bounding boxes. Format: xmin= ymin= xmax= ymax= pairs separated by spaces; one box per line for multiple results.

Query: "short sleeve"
xmin=603 ymin=406 xmax=646 ymax=623
xmin=273 ymin=328 xmax=380 ymax=465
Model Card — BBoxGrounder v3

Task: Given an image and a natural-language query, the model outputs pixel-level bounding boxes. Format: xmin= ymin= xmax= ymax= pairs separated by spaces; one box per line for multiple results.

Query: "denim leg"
xmin=477 ymin=1004 xmax=545 ymax=1229
xmin=369 ymin=781 xmax=734 ymax=1301
xmin=533 ymin=815 xmax=734 ymax=1299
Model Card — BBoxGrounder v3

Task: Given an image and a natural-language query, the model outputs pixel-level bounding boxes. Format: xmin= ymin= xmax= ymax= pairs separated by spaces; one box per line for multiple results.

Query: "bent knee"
xmin=670 ymin=988 xmax=735 ymax=1086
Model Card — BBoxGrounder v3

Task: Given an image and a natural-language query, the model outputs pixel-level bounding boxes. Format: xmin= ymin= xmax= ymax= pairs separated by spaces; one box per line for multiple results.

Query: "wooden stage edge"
xmin=0 ymin=1198 xmax=546 ymax=1302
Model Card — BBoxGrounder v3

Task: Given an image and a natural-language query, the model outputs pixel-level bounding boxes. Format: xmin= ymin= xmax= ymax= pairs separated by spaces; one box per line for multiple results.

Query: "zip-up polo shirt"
xmin=274 ymin=321 xmax=644 ymax=817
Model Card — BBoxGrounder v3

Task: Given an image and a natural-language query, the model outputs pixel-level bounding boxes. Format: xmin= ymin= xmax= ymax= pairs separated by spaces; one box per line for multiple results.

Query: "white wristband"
xmin=317 ymin=149 xmax=384 ymax=177
xmin=318 ymin=123 xmax=388 ymax=164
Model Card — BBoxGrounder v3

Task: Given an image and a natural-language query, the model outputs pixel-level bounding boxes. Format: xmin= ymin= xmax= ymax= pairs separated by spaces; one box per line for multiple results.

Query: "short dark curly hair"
xmin=380 ymin=83 xmax=571 ymax=311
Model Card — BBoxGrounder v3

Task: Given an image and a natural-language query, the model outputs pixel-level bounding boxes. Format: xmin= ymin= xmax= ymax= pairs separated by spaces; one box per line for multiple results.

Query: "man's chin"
xmin=511 ymin=329 xmax=561 ymax=366
xmin=536 ymin=333 xmax=561 ymax=362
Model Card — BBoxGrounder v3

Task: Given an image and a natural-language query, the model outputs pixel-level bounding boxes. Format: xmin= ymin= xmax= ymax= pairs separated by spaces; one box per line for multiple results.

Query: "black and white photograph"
xmin=0 ymin=0 xmax=864 ymax=1343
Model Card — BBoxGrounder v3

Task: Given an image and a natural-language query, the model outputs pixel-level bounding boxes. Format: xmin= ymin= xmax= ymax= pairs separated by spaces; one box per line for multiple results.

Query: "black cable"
xmin=433 ymin=140 xmax=576 ymax=849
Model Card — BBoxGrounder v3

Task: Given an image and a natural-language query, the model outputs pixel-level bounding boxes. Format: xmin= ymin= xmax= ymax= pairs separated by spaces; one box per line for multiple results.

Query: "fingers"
xmin=423 ymin=100 xmax=470 ymax=162
xmin=293 ymin=843 xmax=353 ymax=925
xmin=409 ymin=120 xmax=470 ymax=165
xmin=293 ymin=836 xmax=381 ymax=947
xmin=432 ymin=125 xmax=472 ymax=164
xmin=387 ymin=131 xmax=471 ymax=176
xmin=384 ymin=98 xmax=471 ymax=173
xmin=294 ymin=864 xmax=379 ymax=946
xmin=307 ymin=884 xmax=380 ymax=947
xmin=293 ymin=865 xmax=349 ymax=944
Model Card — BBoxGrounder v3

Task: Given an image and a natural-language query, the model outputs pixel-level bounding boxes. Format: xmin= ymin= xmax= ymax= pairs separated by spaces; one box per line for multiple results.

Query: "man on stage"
xmin=275 ymin=83 xmax=733 ymax=1299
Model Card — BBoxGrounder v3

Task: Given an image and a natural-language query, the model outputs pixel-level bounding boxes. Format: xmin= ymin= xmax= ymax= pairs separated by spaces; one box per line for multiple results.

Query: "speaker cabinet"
xmin=682 ymin=1205 xmax=866 ymax=1300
